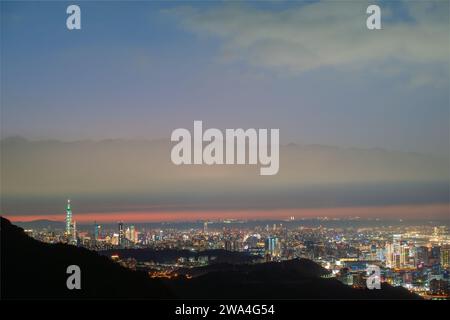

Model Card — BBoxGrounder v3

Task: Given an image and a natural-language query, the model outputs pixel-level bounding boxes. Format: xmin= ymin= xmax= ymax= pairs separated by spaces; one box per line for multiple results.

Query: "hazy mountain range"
xmin=1 ymin=137 xmax=448 ymax=219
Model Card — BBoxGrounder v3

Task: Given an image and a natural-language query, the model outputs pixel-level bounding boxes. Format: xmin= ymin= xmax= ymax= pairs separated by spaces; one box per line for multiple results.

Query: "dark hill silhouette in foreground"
xmin=99 ymin=248 xmax=261 ymax=264
xmin=1 ymin=217 xmax=420 ymax=299
xmin=1 ymin=217 xmax=174 ymax=299
xmin=165 ymin=260 xmax=420 ymax=299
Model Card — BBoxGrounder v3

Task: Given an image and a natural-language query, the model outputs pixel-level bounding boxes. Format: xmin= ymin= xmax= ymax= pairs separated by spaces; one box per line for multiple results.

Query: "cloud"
xmin=166 ymin=1 xmax=449 ymax=86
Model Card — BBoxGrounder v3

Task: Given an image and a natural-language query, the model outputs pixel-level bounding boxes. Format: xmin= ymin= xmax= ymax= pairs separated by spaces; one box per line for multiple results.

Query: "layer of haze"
xmin=1 ymin=137 xmax=448 ymax=220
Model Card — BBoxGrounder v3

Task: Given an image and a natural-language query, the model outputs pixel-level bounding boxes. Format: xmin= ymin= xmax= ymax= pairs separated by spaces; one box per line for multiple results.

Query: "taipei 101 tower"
xmin=65 ymin=199 xmax=72 ymax=236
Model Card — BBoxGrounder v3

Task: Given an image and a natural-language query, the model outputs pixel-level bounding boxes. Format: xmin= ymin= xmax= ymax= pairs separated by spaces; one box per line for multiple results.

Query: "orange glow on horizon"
xmin=3 ymin=203 xmax=449 ymax=223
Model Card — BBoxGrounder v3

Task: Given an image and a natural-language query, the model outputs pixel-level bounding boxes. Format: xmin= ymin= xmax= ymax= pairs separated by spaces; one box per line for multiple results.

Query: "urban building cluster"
xmin=24 ymin=200 xmax=450 ymax=299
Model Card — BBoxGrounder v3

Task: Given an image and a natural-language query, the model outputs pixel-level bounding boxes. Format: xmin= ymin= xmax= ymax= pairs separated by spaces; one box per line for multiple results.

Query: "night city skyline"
xmin=1 ymin=0 xmax=449 ymax=305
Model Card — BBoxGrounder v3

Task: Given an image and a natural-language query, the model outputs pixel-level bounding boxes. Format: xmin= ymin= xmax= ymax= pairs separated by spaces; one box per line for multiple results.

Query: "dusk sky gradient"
xmin=1 ymin=1 xmax=449 ymax=222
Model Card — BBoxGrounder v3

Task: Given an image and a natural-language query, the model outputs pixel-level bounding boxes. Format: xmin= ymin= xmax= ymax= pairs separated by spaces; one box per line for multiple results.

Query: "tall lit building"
xmin=94 ymin=222 xmax=101 ymax=241
xmin=71 ymin=220 xmax=77 ymax=245
xmin=393 ymin=234 xmax=401 ymax=250
xmin=265 ymin=236 xmax=281 ymax=258
xmin=130 ymin=225 xmax=135 ymax=243
xmin=430 ymin=246 xmax=441 ymax=265
xmin=416 ymin=246 xmax=429 ymax=266
xmin=118 ymin=222 xmax=124 ymax=246
xmin=387 ymin=234 xmax=402 ymax=268
xmin=370 ymin=244 xmax=377 ymax=261
xmin=385 ymin=243 xmax=395 ymax=268
xmin=203 ymin=222 xmax=208 ymax=234
xmin=400 ymin=245 xmax=410 ymax=267
xmin=65 ymin=199 xmax=72 ymax=236
xmin=441 ymin=245 xmax=450 ymax=269
xmin=126 ymin=225 xmax=137 ymax=243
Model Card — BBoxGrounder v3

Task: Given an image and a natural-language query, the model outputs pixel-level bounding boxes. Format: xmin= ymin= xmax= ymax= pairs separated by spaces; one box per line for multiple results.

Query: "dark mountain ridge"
xmin=1 ymin=217 xmax=420 ymax=299
xmin=99 ymin=248 xmax=261 ymax=264
xmin=1 ymin=217 xmax=173 ymax=299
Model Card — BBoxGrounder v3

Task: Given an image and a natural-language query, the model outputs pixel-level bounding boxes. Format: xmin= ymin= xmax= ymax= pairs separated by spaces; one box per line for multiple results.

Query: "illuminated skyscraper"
xmin=370 ymin=244 xmax=377 ymax=261
xmin=65 ymin=199 xmax=72 ymax=236
xmin=126 ymin=225 xmax=136 ymax=243
xmin=118 ymin=222 xmax=124 ymax=246
xmin=385 ymin=243 xmax=394 ymax=267
xmin=94 ymin=222 xmax=101 ymax=241
xmin=390 ymin=234 xmax=402 ymax=268
xmin=430 ymin=246 xmax=441 ymax=265
xmin=203 ymin=221 xmax=208 ymax=234
xmin=393 ymin=234 xmax=401 ymax=249
xmin=441 ymin=245 xmax=450 ymax=268
xmin=400 ymin=245 xmax=410 ymax=267
xmin=265 ymin=236 xmax=281 ymax=258
xmin=71 ymin=220 xmax=77 ymax=245
xmin=416 ymin=246 xmax=429 ymax=266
